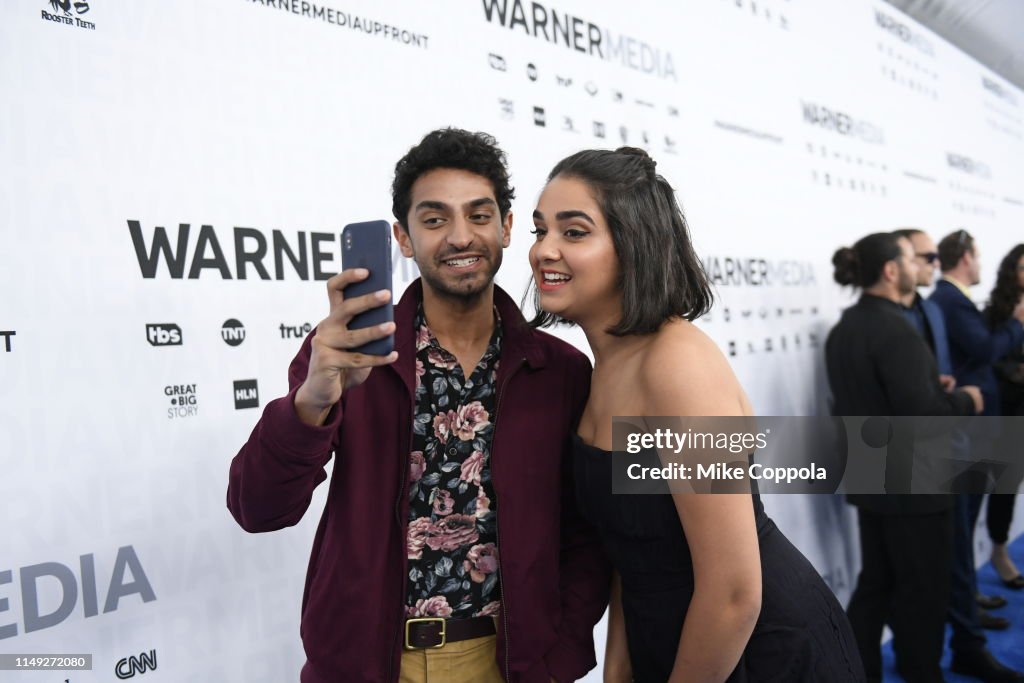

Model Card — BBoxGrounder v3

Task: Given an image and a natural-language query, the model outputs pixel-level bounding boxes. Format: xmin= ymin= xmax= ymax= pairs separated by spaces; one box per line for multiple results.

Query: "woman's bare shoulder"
xmin=638 ymin=320 xmax=745 ymax=416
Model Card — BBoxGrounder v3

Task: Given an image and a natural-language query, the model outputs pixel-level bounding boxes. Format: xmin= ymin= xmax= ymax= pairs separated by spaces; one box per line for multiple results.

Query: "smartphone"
xmin=341 ymin=220 xmax=395 ymax=356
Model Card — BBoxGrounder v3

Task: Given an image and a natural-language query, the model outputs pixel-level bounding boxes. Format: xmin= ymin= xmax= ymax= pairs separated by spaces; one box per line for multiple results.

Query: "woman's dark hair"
xmin=528 ymin=147 xmax=713 ymax=336
xmin=391 ymin=128 xmax=514 ymax=230
xmin=832 ymin=232 xmax=903 ymax=289
xmin=984 ymin=244 xmax=1024 ymax=328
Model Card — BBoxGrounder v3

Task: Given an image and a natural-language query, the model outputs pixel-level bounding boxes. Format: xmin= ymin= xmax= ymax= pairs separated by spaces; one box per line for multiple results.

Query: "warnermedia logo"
xmin=982 ymin=77 xmax=1018 ymax=106
xmin=947 ymin=152 xmax=992 ymax=179
xmin=146 ymin=324 xmax=181 ymax=346
xmin=801 ymin=101 xmax=885 ymax=144
xmin=234 ymin=380 xmax=259 ymax=409
xmin=874 ymin=9 xmax=934 ymax=56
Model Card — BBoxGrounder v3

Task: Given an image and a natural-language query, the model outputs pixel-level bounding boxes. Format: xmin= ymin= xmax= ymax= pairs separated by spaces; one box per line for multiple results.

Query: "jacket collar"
xmin=857 ymin=293 xmax=903 ymax=314
xmin=937 ymin=276 xmax=972 ymax=302
xmin=390 ymin=279 xmax=546 ymax=397
xmin=942 ymin=274 xmax=972 ymax=299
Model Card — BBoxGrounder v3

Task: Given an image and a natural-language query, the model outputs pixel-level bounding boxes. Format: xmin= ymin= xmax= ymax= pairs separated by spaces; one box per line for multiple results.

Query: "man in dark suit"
xmin=931 ymin=230 xmax=1024 ymax=414
xmin=894 ymin=229 xmax=955 ymax=387
xmin=827 ymin=232 xmax=982 ymax=683
xmin=929 ymin=229 xmax=1024 ymax=682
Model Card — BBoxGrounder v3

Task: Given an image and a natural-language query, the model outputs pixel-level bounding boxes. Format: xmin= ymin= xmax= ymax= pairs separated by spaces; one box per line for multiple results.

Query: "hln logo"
xmin=234 ymin=379 xmax=259 ymax=409
xmin=115 ymin=649 xmax=156 ymax=679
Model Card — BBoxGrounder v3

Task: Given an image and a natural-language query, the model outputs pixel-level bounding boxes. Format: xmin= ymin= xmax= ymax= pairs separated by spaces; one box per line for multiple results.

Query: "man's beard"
xmin=416 ymin=248 xmax=502 ymax=303
xmin=898 ymin=266 xmax=916 ymax=296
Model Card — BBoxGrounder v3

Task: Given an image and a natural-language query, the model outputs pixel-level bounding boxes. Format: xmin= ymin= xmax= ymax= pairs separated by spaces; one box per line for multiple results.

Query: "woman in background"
xmin=984 ymin=244 xmax=1024 ymax=589
xmin=527 ymin=147 xmax=864 ymax=683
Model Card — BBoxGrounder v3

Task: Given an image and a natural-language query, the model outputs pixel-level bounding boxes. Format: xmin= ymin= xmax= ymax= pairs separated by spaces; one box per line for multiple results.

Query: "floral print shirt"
xmin=405 ymin=305 xmax=502 ymax=620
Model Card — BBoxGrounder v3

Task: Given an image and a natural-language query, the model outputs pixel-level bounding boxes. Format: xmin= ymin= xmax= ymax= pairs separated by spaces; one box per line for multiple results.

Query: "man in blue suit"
xmin=929 ymin=229 xmax=1024 ymax=683
xmin=932 ymin=230 xmax=1024 ymax=413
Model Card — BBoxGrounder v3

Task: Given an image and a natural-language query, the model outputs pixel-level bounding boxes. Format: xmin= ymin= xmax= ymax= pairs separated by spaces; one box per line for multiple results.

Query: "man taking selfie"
xmin=227 ymin=128 xmax=610 ymax=683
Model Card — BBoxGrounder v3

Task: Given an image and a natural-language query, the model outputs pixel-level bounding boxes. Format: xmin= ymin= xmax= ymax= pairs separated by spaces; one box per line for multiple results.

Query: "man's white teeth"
xmin=543 ymin=273 xmax=571 ymax=282
xmin=445 ymin=257 xmax=480 ymax=267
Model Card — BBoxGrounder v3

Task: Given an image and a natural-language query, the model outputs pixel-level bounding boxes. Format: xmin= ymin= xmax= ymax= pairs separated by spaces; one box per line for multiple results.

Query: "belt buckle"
xmin=404 ymin=617 xmax=446 ymax=650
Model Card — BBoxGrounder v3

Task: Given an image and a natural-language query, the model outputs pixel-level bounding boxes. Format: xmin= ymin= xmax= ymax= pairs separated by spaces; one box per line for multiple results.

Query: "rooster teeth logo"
xmin=41 ymin=0 xmax=95 ymax=30
xmin=221 ymin=319 xmax=246 ymax=346
xmin=146 ymin=324 xmax=182 ymax=347
xmin=166 ymin=383 xmax=198 ymax=419
xmin=234 ymin=379 xmax=259 ymax=410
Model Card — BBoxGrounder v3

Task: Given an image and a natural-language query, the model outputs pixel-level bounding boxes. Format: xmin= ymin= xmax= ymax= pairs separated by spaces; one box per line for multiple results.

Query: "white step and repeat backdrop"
xmin=2 ymin=0 xmax=1023 ymax=680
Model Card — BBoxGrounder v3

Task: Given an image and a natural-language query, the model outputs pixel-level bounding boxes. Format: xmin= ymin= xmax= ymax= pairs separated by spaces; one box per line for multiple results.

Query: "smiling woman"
xmin=531 ymin=147 xmax=866 ymax=683
xmin=527 ymin=147 xmax=712 ymax=335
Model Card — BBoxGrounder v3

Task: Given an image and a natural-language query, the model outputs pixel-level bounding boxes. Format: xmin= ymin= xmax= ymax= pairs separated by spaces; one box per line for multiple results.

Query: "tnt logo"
xmin=233 ymin=379 xmax=259 ymax=409
xmin=221 ymin=319 xmax=245 ymax=346
xmin=146 ymin=324 xmax=181 ymax=347
xmin=115 ymin=649 xmax=156 ymax=679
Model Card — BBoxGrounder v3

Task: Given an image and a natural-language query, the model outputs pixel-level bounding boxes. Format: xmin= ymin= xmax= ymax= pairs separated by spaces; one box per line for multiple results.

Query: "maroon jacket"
xmin=227 ymin=280 xmax=611 ymax=683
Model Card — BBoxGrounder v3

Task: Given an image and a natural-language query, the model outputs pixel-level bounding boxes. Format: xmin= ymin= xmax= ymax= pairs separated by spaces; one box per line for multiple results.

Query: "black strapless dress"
xmin=573 ymin=435 xmax=865 ymax=682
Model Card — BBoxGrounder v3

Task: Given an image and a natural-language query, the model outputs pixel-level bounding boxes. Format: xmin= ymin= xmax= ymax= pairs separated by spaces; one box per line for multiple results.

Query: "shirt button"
xmin=448 ymin=448 xmax=456 ymax=457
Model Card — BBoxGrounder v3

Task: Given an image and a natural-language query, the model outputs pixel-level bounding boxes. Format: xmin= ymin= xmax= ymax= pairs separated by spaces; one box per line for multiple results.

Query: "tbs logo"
xmin=146 ymin=324 xmax=181 ymax=347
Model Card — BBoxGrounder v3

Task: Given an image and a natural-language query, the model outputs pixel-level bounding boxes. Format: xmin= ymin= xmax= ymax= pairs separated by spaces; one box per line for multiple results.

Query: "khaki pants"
xmin=398 ymin=634 xmax=504 ymax=683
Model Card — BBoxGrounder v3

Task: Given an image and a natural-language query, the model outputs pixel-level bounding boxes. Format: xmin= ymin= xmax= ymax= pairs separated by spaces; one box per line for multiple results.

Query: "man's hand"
xmin=294 ymin=268 xmax=397 ymax=425
xmin=960 ymin=385 xmax=984 ymax=414
xmin=939 ymin=374 xmax=957 ymax=393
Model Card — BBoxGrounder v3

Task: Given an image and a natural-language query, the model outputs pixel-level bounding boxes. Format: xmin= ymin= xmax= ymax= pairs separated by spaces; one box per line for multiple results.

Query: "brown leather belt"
xmin=404 ymin=615 xmax=496 ymax=649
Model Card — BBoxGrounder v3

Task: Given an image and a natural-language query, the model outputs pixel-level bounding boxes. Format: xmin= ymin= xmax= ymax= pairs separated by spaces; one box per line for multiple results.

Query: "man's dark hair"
xmin=892 ymin=228 xmax=924 ymax=241
xmin=832 ymin=232 xmax=903 ymax=289
xmin=937 ymin=229 xmax=974 ymax=272
xmin=529 ymin=147 xmax=713 ymax=336
xmin=391 ymin=128 xmax=514 ymax=230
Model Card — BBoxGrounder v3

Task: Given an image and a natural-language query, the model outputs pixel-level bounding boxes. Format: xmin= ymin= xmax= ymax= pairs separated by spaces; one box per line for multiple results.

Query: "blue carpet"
xmin=881 ymin=533 xmax=1024 ymax=681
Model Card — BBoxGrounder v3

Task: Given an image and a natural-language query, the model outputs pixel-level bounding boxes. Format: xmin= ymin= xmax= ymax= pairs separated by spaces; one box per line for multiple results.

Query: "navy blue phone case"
xmin=341 ymin=220 xmax=395 ymax=356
